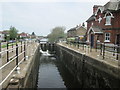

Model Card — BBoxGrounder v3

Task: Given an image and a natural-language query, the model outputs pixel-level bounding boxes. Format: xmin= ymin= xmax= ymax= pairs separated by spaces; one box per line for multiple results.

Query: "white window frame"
xmin=104 ymin=11 xmax=114 ymax=26
xmin=105 ymin=16 xmax=111 ymax=26
xmin=104 ymin=33 xmax=110 ymax=42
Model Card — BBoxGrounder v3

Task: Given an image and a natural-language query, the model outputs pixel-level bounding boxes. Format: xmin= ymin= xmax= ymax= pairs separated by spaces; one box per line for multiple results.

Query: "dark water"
xmin=37 ymin=53 xmax=81 ymax=89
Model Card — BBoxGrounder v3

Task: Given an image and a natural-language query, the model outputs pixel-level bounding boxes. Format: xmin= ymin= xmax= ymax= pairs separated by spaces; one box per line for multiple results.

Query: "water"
xmin=37 ymin=53 xmax=81 ymax=89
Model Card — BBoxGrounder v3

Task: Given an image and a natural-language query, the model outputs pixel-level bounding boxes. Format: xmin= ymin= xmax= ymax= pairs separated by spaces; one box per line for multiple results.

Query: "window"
xmin=105 ymin=16 xmax=111 ymax=25
xmin=104 ymin=12 xmax=114 ymax=26
xmin=104 ymin=33 xmax=110 ymax=42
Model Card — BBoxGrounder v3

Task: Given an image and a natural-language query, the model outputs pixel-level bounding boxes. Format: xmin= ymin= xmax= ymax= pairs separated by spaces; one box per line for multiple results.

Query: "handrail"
xmin=67 ymin=41 xmax=120 ymax=60
xmin=0 ymin=40 xmax=37 ymax=88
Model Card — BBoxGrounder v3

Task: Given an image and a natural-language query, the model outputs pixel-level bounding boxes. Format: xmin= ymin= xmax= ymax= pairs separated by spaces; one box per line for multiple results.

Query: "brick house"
xmin=19 ymin=32 xmax=29 ymax=38
xmin=67 ymin=27 xmax=76 ymax=38
xmin=2 ymin=30 xmax=10 ymax=41
xmin=86 ymin=0 xmax=120 ymax=48
xmin=67 ymin=25 xmax=87 ymax=41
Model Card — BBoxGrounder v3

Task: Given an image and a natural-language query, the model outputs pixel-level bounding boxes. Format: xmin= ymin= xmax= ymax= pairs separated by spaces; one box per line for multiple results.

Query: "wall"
xmin=56 ymin=44 xmax=120 ymax=88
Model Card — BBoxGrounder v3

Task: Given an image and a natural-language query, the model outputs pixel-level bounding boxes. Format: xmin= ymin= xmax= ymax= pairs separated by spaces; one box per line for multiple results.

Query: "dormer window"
xmin=104 ymin=11 xmax=114 ymax=26
xmin=105 ymin=16 xmax=111 ymax=25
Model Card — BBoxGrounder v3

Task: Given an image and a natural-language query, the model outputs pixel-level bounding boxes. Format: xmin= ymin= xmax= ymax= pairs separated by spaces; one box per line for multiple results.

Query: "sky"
xmin=0 ymin=0 xmax=110 ymax=36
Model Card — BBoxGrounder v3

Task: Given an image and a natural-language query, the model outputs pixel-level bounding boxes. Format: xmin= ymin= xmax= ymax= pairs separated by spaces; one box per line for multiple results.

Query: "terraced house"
xmin=67 ymin=25 xmax=87 ymax=41
xmin=86 ymin=0 xmax=120 ymax=48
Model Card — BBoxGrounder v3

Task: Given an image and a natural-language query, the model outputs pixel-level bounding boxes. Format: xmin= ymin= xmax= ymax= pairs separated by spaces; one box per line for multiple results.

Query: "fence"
xmin=67 ymin=41 xmax=120 ymax=61
xmin=96 ymin=43 xmax=120 ymax=60
xmin=0 ymin=40 xmax=38 ymax=89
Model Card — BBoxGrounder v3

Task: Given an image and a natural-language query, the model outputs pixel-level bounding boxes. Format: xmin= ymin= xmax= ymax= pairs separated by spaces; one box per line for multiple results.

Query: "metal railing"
xmin=67 ymin=41 xmax=120 ymax=60
xmin=0 ymin=40 xmax=37 ymax=88
xmin=96 ymin=43 xmax=120 ymax=60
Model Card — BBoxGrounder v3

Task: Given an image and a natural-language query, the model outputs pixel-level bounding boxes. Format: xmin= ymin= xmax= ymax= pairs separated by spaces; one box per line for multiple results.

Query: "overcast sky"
xmin=0 ymin=0 xmax=110 ymax=36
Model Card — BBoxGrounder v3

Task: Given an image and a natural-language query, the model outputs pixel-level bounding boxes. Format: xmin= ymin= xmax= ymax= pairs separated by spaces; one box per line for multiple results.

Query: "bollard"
xmin=7 ymin=42 xmax=9 ymax=62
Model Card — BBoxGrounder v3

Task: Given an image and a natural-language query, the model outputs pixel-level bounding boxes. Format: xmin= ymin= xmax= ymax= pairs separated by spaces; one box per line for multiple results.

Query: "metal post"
xmin=113 ymin=45 xmax=115 ymax=56
xmin=90 ymin=43 xmax=92 ymax=52
xmin=12 ymin=41 xmax=13 ymax=52
xmin=77 ymin=43 xmax=79 ymax=49
xmin=24 ymin=41 xmax=26 ymax=61
xmin=7 ymin=42 xmax=9 ymax=62
xmin=16 ymin=43 xmax=18 ymax=66
xmin=21 ymin=41 xmax=22 ymax=53
xmin=100 ymin=43 xmax=102 ymax=55
xmin=96 ymin=42 xmax=97 ymax=52
xmin=116 ymin=45 xmax=120 ymax=60
xmin=83 ymin=43 xmax=84 ymax=50
xmin=0 ymin=42 xmax=1 ymax=59
xmin=103 ymin=43 xmax=105 ymax=59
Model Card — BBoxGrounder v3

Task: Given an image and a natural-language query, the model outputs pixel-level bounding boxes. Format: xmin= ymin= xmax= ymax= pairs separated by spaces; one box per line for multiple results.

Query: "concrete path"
xmin=0 ymin=41 xmax=39 ymax=89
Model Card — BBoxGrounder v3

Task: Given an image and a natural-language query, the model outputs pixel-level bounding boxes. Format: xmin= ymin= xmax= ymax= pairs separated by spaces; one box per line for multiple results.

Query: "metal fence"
xmin=0 ymin=40 xmax=37 ymax=88
xmin=67 ymin=41 xmax=120 ymax=60
xmin=96 ymin=43 xmax=120 ymax=60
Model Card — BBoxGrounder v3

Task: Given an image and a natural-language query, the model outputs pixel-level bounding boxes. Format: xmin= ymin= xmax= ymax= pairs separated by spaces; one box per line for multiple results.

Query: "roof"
xmin=86 ymin=1 xmax=120 ymax=22
xmin=104 ymin=1 xmax=120 ymax=11
xmin=76 ymin=26 xmax=87 ymax=36
xmin=0 ymin=31 xmax=3 ymax=34
xmin=89 ymin=26 xmax=103 ymax=34
xmin=93 ymin=5 xmax=102 ymax=8
xmin=2 ymin=30 xmax=9 ymax=34
xmin=86 ymin=15 xmax=95 ymax=22
xmin=67 ymin=27 xmax=76 ymax=32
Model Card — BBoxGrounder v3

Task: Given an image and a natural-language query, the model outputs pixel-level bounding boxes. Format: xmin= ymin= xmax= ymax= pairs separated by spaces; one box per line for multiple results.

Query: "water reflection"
xmin=37 ymin=53 xmax=81 ymax=89
xmin=37 ymin=55 xmax=66 ymax=88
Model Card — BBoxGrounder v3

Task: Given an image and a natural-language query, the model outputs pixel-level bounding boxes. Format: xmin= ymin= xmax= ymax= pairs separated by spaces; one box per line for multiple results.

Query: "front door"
xmin=90 ymin=34 xmax=94 ymax=48
xmin=116 ymin=34 xmax=120 ymax=45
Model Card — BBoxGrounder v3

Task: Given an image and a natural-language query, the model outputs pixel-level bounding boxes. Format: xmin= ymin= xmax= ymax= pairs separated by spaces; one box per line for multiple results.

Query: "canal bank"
xmin=56 ymin=43 xmax=120 ymax=88
xmin=6 ymin=44 xmax=40 ymax=89
xmin=5 ymin=42 xmax=120 ymax=89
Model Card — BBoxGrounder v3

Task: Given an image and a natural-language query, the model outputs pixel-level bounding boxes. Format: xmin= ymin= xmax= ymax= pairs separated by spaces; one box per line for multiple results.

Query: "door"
xmin=90 ymin=34 xmax=94 ymax=48
xmin=116 ymin=34 xmax=120 ymax=45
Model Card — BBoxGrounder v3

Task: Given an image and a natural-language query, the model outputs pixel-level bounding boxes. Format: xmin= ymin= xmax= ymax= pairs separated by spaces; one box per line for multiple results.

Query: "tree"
xmin=9 ymin=26 xmax=18 ymax=40
xmin=47 ymin=26 xmax=66 ymax=42
xmin=32 ymin=32 xmax=35 ymax=36
xmin=82 ymin=22 xmax=85 ymax=27
xmin=31 ymin=32 xmax=36 ymax=39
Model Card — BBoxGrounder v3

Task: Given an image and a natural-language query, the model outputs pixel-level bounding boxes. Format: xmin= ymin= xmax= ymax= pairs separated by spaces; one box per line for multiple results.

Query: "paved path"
xmin=0 ymin=41 xmax=39 ymax=88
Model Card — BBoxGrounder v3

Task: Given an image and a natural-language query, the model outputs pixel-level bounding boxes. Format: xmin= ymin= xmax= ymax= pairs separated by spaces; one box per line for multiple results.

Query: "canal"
xmin=37 ymin=51 xmax=81 ymax=89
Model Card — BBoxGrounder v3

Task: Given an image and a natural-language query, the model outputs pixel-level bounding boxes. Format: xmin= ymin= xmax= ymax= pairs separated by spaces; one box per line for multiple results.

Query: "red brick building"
xmin=86 ymin=0 xmax=120 ymax=47
xmin=19 ymin=32 xmax=29 ymax=38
